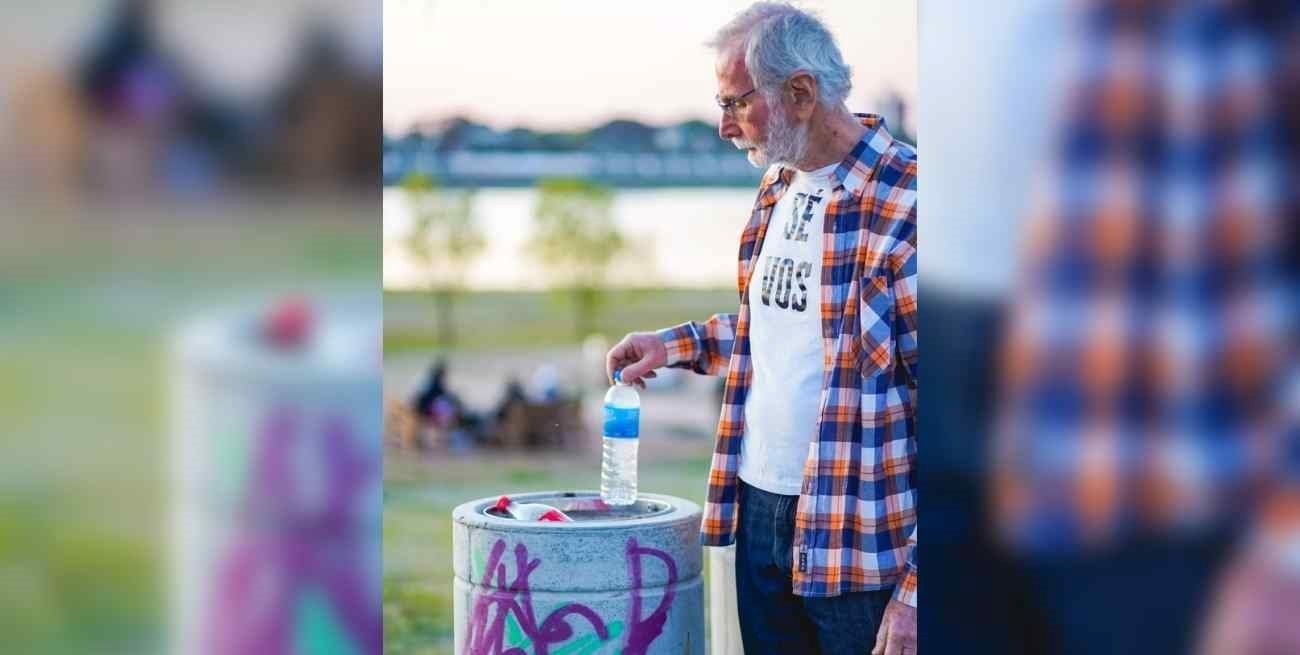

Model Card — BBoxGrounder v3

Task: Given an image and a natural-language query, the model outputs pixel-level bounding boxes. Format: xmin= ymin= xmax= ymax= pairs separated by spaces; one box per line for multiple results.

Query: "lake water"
xmin=384 ymin=186 xmax=1011 ymax=296
xmin=383 ymin=187 xmax=757 ymax=290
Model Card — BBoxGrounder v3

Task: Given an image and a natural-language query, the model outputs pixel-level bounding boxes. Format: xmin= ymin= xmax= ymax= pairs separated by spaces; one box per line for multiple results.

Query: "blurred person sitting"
xmin=74 ymin=0 xmax=244 ymax=196
xmin=411 ymin=360 xmax=457 ymax=422
xmin=607 ymin=4 xmax=918 ymax=653
xmin=77 ymin=0 xmax=188 ymax=192
xmin=528 ymin=364 xmax=562 ymax=403
xmin=406 ymin=360 xmax=465 ymax=450
xmin=487 ymin=376 xmax=585 ymax=451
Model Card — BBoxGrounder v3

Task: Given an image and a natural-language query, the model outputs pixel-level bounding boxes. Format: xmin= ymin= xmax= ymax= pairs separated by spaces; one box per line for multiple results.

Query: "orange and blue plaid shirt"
xmin=657 ymin=114 xmax=918 ymax=605
xmin=994 ymin=2 xmax=1299 ymax=553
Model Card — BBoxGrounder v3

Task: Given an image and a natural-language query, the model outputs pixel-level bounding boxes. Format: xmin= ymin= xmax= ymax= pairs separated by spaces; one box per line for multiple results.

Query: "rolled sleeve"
xmin=657 ymin=322 xmax=701 ymax=368
xmin=656 ymin=313 xmax=737 ymax=377
xmin=892 ymin=528 xmax=918 ymax=607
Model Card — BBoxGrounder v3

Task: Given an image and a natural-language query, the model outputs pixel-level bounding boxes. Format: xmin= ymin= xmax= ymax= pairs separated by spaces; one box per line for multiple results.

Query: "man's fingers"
xmin=605 ymin=341 xmax=628 ymax=383
xmin=620 ymin=358 xmax=656 ymax=384
xmin=882 ymin=614 xmax=913 ymax=655
xmin=885 ymin=636 xmax=903 ymax=655
xmin=606 ymin=336 xmax=640 ymax=383
xmin=872 ymin=619 xmax=888 ymax=655
xmin=606 ymin=333 xmax=665 ymax=386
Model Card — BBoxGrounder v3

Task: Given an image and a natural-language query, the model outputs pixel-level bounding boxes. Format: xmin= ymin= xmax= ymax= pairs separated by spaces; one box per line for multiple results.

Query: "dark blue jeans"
xmin=735 ymin=479 xmax=895 ymax=655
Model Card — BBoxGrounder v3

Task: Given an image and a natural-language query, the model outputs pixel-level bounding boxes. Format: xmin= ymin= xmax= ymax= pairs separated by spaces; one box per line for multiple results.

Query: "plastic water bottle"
xmin=601 ymin=368 xmax=640 ymax=505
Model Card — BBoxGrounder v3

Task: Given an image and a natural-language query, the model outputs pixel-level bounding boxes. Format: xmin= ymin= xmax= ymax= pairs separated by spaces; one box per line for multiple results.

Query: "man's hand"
xmin=872 ymin=599 xmax=917 ymax=655
xmin=605 ymin=332 xmax=667 ymax=389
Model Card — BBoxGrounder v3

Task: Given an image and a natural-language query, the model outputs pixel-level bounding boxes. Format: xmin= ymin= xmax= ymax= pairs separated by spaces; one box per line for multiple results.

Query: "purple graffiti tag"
xmin=203 ymin=407 xmax=381 ymax=655
xmin=623 ymin=538 xmax=678 ymax=655
xmin=463 ymin=539 xmax=610 ymax=655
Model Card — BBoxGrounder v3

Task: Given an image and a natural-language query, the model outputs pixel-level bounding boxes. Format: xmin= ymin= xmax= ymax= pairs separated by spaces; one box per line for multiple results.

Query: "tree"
xmin=400 ymin=172 xmax=484 ymax=346
xmin=528 ymin=178 xmax=626 ymax=340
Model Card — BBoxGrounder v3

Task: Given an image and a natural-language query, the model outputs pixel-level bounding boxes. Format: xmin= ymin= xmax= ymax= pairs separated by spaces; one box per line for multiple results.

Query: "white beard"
xmin=733 ymin=103 xmax=809 ymax=169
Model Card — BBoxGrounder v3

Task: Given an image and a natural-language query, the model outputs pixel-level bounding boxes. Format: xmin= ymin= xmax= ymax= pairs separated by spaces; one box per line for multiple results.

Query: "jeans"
xmin=735 ymin=479 xmax=895 ymax=655
xmin=1017 ymin=533 xmax=1233 ymax=655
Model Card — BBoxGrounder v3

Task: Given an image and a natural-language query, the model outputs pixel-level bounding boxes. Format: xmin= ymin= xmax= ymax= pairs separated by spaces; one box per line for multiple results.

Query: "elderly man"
xmin=606 ymin=4 xmax=918 ymax=654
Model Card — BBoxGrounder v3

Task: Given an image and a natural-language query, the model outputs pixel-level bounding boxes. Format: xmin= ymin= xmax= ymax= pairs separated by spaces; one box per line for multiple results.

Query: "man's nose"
xmin=718 ymin=113 xmax=741 ymax=140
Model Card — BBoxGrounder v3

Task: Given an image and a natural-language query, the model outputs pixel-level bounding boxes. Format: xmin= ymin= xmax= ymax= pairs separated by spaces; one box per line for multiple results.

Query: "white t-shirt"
xmin=739 ymin=162 xmax=837 ymax=495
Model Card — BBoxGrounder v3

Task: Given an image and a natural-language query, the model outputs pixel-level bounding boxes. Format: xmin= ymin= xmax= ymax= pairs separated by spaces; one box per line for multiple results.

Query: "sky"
xmin=383 ymin=0 xmax=917 ymax=133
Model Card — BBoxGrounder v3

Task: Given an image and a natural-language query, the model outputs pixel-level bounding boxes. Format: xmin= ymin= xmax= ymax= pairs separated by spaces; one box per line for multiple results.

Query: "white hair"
xmin=707 ymin=2 xmax=853 ymax=110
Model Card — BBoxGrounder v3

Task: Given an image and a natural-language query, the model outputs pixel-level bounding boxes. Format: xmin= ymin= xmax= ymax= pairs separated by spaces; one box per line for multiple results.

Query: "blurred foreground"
xmin=922 ymin=2 xmax=1298 ymax=653
xmin=0 ymin=1 xmax=381 ymax=653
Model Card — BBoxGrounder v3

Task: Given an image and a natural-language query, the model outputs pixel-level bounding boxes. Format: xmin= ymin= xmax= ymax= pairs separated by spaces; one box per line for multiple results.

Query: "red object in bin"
xmin=494 ymin=495 xmax=573 ymax=522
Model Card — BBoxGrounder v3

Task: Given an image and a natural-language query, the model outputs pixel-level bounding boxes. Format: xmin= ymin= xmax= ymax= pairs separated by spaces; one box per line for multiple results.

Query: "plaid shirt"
xmin=994 ymin=2 xmax=1299 ymax=553
xmin=657 ymin=114 xmax=918 ymax=604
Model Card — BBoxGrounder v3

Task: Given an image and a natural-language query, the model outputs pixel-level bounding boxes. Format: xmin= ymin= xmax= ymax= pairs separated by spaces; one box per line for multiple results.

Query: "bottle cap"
xmin=613 ymin=368 xmax=624 ymax=385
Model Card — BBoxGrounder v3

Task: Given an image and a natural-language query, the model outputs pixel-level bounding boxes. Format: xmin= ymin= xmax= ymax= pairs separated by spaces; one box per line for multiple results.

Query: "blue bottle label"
xmin=603 ymin=405 xmax=639 ymax=438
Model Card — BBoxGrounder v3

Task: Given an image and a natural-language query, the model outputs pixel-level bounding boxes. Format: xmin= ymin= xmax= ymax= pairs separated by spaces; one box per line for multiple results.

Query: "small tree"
xmin=528 ymin=178 xmax=626 ymax=340
xmin=401 ymin=172 xmax=485 ymax=346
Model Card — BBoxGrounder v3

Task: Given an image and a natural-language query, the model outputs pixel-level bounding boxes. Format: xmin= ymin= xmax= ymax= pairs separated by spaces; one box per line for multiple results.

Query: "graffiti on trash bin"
xmin=463 ymin=536 xmax=679 ymax=655
xmin=203 ymin=408 xmax=381 ymax=654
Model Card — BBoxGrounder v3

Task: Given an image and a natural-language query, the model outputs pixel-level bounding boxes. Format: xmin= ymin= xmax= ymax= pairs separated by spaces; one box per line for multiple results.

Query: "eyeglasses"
xmin=716 ymin=88 xmax=757 ymax=117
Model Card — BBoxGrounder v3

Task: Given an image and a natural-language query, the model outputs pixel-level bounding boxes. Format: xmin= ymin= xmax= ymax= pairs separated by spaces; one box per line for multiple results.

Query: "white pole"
xmin=707 ymin=544 xmax=744 ymax=655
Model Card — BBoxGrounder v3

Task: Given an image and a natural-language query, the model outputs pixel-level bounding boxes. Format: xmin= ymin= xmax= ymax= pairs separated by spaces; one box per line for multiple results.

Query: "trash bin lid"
xmin=455 ymin=491 xmax=696 ymax=530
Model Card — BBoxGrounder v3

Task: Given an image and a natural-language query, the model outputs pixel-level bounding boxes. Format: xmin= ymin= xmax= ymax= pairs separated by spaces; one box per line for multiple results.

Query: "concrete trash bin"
xmin=452 ymin=491 xmax=704 ymax=655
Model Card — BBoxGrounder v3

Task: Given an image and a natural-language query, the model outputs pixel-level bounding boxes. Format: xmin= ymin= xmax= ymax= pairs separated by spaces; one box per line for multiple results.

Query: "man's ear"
xmin=787 ymin=71 xmax=818 ymax=120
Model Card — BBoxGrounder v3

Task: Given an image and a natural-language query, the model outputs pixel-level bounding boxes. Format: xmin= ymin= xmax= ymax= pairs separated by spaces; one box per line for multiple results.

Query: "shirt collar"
xmin=759 ymin=113 xmax=891 ymax=205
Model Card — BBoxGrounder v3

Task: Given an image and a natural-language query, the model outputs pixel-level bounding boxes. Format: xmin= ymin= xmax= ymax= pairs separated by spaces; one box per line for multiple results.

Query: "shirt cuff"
xmin=893 ymin=563 xmax=917 ymax=608
xmin=656 ymin=322 xmax=699 ymax=368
